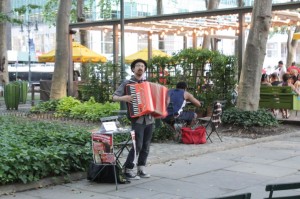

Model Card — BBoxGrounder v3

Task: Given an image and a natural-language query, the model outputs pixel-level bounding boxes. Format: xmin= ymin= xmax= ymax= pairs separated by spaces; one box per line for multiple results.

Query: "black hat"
xmin=131 ymin=59 xmax=147 ymax=72
xmin=278 ymin=61 xmax=283 ymax=64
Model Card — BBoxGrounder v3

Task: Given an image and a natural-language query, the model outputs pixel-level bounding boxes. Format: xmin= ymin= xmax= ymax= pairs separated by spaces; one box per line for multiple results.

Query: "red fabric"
xmin=158 ymin=70 xmax=169 ymax=85
xmin=287 ymin=65 xmax=300 ymax=73
xmin=181 ymin=126 xmax=207 ymax=144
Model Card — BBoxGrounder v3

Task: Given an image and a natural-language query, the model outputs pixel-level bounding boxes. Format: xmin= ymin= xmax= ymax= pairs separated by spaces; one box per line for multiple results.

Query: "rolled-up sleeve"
xmin=113 ymin=81 xmax=127 ymax=97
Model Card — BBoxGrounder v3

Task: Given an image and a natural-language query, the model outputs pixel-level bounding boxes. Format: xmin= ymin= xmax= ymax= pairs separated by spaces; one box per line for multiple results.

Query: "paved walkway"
xmin=1 ymin=102 xmax=300 ymax=198
xmin=1 ymin=130 xmax=300 ymax=199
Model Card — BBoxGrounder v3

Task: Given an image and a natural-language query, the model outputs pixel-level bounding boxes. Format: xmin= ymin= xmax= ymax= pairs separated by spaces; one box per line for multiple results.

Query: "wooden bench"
xmin=259 ymin=86 xmax=300 ymax=110
xmin=212 ymin=192 xmax=251 ymax=199
xmin=264 ymin=182 xmax=300 ymax=199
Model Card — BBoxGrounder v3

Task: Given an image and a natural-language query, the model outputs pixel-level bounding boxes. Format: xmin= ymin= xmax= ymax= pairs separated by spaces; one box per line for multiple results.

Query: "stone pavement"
xmin=1 ymin=130 xmax=300 ymax=199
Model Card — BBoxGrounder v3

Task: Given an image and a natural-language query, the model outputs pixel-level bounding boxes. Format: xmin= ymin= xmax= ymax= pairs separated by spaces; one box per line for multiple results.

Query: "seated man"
xmin=164 ymin=82 xmax=201 ymax=126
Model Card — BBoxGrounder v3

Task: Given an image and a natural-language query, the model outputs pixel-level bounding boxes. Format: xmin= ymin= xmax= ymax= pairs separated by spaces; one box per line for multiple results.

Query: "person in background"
xmin=231 ymin=84 xmax=238 ymax=106
xmin=288 ymin=69 xmax=299 ymax=79
xmin=158 ymin=67 xmax=169 ymax=85
xmin=165 ymin=82 xmax=201 ymax=126
xmin=270 ymin=72 xmax=282 ymax=86
xmin=281 ymin=73 xmax=300 ymax=118
xmin=287 ymin=62 xmax=300 ymax=73
xmin=112 ymin=59 xmax=153 ymax=180
xmin=261 ymin=74 xmax=272 ymax=86
xmin=294 ymin=80 xmax=300 ymax=94
xmin=277 ymin=61 xmax=287 ymax=81
xmin=291 ymin=74 xmax=298 ymax=85
xmin=269 ymin=73 xmax=281 ymax=117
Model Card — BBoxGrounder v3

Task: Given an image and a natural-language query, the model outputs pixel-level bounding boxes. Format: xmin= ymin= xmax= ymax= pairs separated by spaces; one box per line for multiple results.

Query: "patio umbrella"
xmin=38 ymin=42 xmax=107 ymax=63
xmin=293 ymin=32 xmax=300 ymax=40
xmin=125 ymin=48 xmax=170 ymax=64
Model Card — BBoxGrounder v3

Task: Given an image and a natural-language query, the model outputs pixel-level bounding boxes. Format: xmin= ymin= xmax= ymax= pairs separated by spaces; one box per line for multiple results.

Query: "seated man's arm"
xmin=184 ymin=92 xmax=201 ymax=107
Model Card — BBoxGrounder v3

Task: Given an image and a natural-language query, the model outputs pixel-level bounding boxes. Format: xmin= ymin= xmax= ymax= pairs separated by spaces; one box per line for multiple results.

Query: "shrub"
xmin=55 ymin=96 xmax=82 ymax=117
xmin=0 ymin=116 xmax=92 ymax=185
xmin=222 ymin=108 xmax=278 ymax=127
xmin=30 ymin=97 xmax=120 ymax=122
xmin=70 ymin=99 xmax=120 ymax=122
xmin=30 ymin=99 xmax=59 ymax=113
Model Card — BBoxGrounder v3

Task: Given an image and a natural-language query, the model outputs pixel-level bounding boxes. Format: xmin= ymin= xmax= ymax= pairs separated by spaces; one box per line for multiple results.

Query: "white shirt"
xmin=278 ymin=65 xmax=287 ymax=81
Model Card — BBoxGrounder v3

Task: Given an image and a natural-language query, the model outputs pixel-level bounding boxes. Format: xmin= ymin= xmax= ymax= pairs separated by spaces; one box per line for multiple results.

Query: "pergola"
xmin=67 ymin=1 xmax=300 ymax=94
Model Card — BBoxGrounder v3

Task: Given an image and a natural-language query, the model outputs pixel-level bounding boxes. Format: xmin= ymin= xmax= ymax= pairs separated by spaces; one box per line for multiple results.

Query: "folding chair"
xmin=211 ymin=193 xmax=251 ymax=199
xmin=197 ymin=100 xmax=226 ymax=143
xmin=91 ymin=115 xmax=132 ymax=189
xmin=264 ymin=182 xmax=300 ymax=199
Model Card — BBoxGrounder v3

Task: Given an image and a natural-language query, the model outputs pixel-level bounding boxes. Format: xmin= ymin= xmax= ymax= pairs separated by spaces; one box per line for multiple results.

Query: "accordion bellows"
xmin=126 ymin=82 xmax=168 ymax=118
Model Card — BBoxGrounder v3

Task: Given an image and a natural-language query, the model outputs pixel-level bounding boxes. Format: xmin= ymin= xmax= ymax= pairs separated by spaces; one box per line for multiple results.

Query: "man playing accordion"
xmin=113 ymin=59 xmax=153 ymax=180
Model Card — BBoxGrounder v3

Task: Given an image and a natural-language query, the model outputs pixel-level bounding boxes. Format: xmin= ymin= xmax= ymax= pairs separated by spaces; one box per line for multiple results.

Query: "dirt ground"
xmin=219 ymin=123 xmax=300 ymax=139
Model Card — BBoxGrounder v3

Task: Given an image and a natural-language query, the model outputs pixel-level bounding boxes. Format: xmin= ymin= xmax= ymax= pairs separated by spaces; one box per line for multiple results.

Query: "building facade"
xmin=9 ymin=0 xmax=300 ymax=72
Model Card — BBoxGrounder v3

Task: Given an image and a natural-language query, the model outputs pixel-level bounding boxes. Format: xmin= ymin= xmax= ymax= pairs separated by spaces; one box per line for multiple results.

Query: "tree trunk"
xmin=237 ymin=0 xmax=272 ymax=111
xmin=6 ymin=0 xmax=11 ymax=50
xmin=202 ymin=0 xmax=220 ymax=49
xmin=157 ymin=0 xmax=163 ymax=15
xmin=50 ymin=0 xmax=72 ymax=99
xmin=236 ymin=0 xmax=244 ymax=81
xmin=77 ymin=0 xmax=89 ymax=82
xmin=237 ymin=0 xmax=244 ymax=7
xmin=157 ymin=0 xmax=165 ymax=51
xmin=207 ymin=0 xmax=220 ymax=9
xmin=286 ymin=26 xmax=300 ymax=67
xmin=0 ymin=0 xmax=9 ymax=86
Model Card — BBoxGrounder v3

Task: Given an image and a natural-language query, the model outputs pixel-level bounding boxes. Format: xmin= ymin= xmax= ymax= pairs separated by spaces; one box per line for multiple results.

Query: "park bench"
xmin=259 ymin=86 xmax=300 ymax=110
xmin=264 ymin=182 xmax=300 ymax=199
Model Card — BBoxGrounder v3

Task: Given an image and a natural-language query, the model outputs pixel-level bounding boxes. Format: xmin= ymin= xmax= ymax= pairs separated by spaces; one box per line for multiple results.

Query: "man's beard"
xmin=136 ymin=70 xmax=144 ymax=77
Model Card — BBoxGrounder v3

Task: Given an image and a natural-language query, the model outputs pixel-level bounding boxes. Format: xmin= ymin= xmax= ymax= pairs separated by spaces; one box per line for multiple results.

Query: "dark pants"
xmin=124 ymin=122 xmax=153 ymax=169
xmin=178 ymin=111 xmax=195 ymax=123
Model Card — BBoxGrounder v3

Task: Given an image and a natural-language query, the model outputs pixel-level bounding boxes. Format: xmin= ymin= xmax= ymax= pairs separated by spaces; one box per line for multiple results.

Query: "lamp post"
xmin=21 ymin=21 xmax=38 ymax=83
xmin=120 ymin=0 xmax=126 ymax=110
xmin=120 ymin=0 xmax=125 ymax=80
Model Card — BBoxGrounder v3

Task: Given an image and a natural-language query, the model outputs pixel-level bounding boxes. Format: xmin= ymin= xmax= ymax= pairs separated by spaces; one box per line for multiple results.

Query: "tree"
xmin=43 ymin=0 xmax=78 ymax=26
xmin=286 ymin=26 xmax=300 ymax=67
xmin=77 ymin=0 xmax=89 ymax=82
xmin=50 ymin=0 xmax=72 ymax=99
xmin=157 ymin=0 xmax=165 ymax=51
xmin=202 ymin=0 xmax=220 ymax=49
xmin=43 ymin=0 xmax=117 ymax=83
xmin=0 ymin=0 xmax=9 ymax=86
xmin=0 ymin=3 xmax=39 ymax=86
xmin=237 ymin=0 xmax=272 ymax=111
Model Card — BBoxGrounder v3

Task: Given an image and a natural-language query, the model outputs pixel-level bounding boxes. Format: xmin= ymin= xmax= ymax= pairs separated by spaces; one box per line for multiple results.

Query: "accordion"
xmin=125 ymin=82 xmax=168 ymax=118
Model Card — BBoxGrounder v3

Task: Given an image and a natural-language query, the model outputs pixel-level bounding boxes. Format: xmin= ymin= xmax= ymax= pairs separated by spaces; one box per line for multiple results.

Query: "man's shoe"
xmin=125 ymin=169 xmax=140 ymax=180
xmin=137 ymin=166 xmax=151 ymax=178
xmin=137 ymin=170 xmax=151 ymax=178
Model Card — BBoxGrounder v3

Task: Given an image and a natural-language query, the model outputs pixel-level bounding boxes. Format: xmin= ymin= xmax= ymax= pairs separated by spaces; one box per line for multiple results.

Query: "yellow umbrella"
xmin=38 ymin=42 xmax=107 ymax=63
xmin=125 ymin=48 xmax=170 ymax=64
xmin=293 ymin=32 xmax=300 ymax=40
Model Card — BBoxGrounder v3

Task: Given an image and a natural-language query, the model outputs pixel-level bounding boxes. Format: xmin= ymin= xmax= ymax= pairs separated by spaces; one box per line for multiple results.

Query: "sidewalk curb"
xmin=0 ymin=172 xmax=86 ymax=196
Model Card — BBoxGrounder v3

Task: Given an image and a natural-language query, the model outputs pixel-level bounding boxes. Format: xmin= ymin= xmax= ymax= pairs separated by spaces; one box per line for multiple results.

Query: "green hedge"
xmin=222 ymin=108 xmax=278 ymax=127
xmin=0 ymin=116 xmax=92 ymax=185
xmin=30 ymin=97 xmax=120 ymax=122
